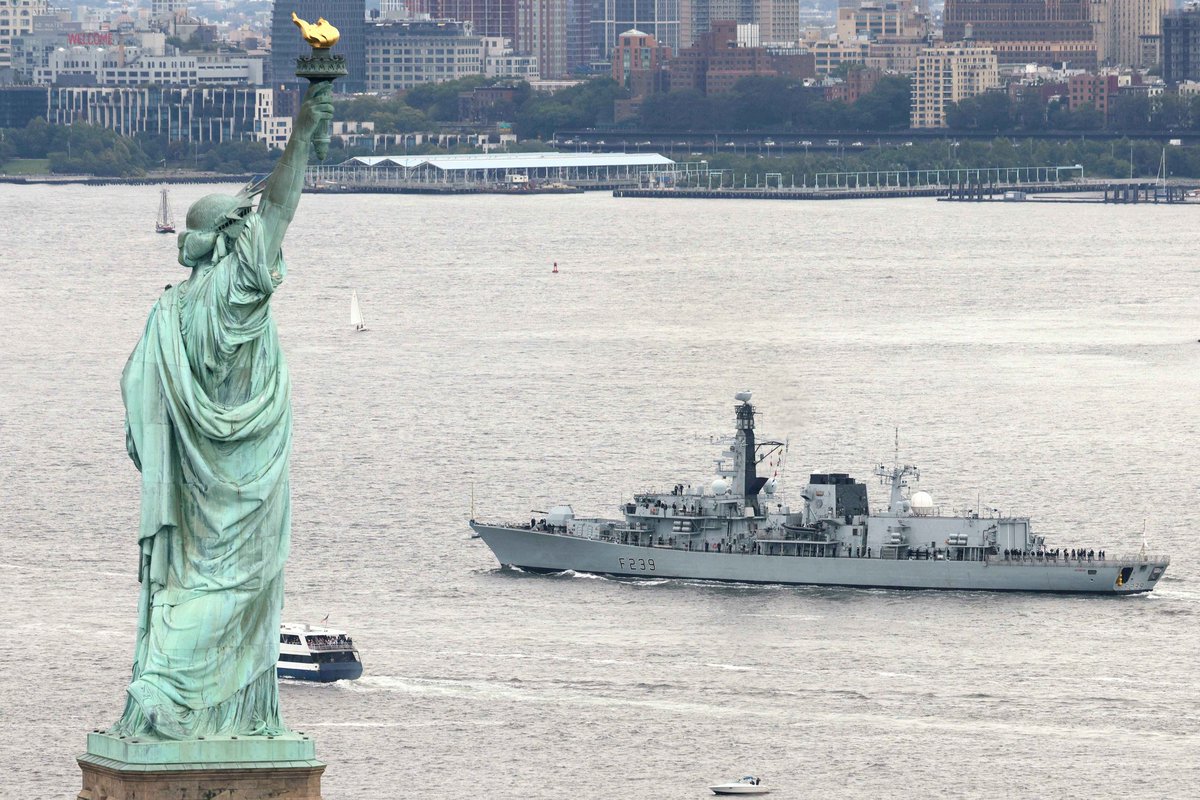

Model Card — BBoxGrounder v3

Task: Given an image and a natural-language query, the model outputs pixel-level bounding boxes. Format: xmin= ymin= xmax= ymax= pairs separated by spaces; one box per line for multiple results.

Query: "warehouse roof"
xmin=343 ymin=152 xmax=676 ymax=171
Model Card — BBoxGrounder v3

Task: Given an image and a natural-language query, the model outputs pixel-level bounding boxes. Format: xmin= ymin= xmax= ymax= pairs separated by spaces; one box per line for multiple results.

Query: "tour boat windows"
xmin=278 ymin=653 xmax=314 ymax=663
xmin=280 ymin=634 xmax=302 ymax=645
xmin=312 ymin=650 xmax=359 ymax=664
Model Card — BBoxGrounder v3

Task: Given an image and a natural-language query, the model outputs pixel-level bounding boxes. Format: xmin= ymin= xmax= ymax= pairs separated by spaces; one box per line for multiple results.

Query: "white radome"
xmin=735 ymin=390 xmax=753 ymax=403
xmin=711 ymin=478 xmax=730 ymax=495
xmin=763 ymin=477 xmax=778 ymax=495
xmin=911 ymin=491 xmax=934 ymax=515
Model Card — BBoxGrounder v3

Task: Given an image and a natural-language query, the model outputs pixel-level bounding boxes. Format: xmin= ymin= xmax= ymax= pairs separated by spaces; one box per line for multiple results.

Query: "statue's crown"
xmin=184 ymin=178 xmax=267 ymax=233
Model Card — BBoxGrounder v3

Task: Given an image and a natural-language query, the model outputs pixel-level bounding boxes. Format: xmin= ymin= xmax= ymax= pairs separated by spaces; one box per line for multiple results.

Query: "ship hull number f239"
xmin=618 ymin=557 xmax=655 ymax=572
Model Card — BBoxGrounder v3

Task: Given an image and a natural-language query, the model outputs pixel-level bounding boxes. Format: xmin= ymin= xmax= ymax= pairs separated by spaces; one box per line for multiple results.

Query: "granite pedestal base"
xmin=77 ymin=732 xmax=324 ymax=800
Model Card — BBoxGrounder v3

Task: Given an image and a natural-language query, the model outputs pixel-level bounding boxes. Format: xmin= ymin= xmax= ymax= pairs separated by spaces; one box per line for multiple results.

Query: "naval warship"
xmin=471 ymin=393 xmax=1170 ymax=594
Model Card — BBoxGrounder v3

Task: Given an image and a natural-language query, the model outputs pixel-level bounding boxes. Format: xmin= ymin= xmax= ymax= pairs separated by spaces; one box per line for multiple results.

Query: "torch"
xmin=292 ymin=11 xmax=346 ymax=160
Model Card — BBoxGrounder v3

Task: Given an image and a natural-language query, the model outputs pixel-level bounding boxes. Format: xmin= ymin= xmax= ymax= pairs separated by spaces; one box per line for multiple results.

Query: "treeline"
xmin=337 ymin=76 xmax=624 ymax=140
xmin=947 ymin=91 xmax=1200 ymax=133
xmin=0 ymin=118 xmax=289 ymax=176
xmin=334 ymin=74 xmax=910 ymax=138
xmin=639 ymin=75 xmax=911 ymax=132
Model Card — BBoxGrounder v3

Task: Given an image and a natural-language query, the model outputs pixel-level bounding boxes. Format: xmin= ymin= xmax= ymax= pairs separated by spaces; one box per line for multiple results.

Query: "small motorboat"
xmin=710 ymin=776 xmax=769 ymax=795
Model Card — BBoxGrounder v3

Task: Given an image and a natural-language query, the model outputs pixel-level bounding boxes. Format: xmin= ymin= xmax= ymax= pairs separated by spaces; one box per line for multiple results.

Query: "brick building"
xmin=670 ymin=19 xmax=813 ymax=94
xmin=611 ymin=28 xmax=671 ymax=93
xmin=824 ymin=65 xmax=883 ymax=103
xmin=942 ymin=0 xmax=1099 ymax=68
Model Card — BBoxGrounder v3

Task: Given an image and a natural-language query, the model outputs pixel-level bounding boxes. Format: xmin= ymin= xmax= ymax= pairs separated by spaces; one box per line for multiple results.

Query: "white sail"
xmin=156 ymin=187 xmax=175 ymax=232
xmin=350 ymin=290 xmax=366 ymax=331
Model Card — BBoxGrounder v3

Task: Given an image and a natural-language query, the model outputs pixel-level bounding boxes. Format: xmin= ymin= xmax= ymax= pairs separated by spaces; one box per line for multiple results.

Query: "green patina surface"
xmin=95 ymin=82 xmax=336 ymax=763
xmin=86 ymin=731 xmax=317 ymax=765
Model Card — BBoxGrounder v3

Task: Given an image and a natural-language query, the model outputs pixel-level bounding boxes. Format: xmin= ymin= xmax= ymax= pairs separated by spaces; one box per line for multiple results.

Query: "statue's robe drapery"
xmin=115 ymin=214 xmax=291 ymax=740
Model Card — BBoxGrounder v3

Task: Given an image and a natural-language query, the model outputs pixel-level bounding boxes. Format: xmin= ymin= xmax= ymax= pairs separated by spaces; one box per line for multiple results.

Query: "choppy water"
xmin=1 ymin=185 xmax=1197 ymax=799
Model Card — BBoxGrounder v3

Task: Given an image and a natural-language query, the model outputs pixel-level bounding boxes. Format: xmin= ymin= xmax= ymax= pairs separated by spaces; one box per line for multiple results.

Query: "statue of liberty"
xmin=112 ymin=82 xmax=333 ymax=741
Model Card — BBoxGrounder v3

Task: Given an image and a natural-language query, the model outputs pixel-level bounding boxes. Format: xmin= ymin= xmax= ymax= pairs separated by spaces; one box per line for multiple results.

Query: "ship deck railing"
xmin=305 ymin=640 xmax=356 ymax=652
xmin=986 ymin=553 xmax=1170 ymax=567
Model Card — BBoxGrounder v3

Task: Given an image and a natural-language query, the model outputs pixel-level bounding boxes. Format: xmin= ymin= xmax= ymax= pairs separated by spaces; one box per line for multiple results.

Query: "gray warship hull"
xmin=472 ymin=524 xmax=1165 ymax=594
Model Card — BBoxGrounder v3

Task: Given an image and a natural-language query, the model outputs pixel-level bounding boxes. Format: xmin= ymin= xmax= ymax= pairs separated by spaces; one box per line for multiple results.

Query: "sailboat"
xmin=350 ymin=290 xmax=367 ymax=332
xmin=155 ymin=186 xmax=175 ymax=234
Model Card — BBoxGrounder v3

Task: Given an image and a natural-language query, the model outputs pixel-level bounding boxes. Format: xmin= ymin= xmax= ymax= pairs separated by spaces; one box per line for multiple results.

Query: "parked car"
xmin=851 ymin=141 xmax=864 ymax=147
xmin=826 ymin=139 xmax=839 ymax=146
xmin=799 ymin=140 xmax=813 ymax=146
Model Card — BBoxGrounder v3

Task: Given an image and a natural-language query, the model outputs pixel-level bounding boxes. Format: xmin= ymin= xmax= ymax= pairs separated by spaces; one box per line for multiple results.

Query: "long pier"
xmin=615 ymin=175 xmax=1198 ymax=202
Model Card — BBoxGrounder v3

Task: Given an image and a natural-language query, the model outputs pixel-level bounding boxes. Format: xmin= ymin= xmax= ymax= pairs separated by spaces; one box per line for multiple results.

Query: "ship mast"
xmin=733 ymin=392 xmax=765 ymax=513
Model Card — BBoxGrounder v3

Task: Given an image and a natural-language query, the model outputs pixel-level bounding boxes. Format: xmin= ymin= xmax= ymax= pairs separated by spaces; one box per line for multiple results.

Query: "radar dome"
xmin=735 ymin=390 xmax=753 ymax=403
xmin=911 ymin=491 xmax=934 ymax=515
xmin=763 ymin=477 xmax=778 ymax=495
xmin=711 ymin=478 xmax=730 ymax=495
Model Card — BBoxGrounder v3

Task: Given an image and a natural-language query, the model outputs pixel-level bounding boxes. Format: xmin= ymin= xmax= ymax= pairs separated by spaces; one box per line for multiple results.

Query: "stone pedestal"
xmin=77 ymin=732 xmax=324 ymax=800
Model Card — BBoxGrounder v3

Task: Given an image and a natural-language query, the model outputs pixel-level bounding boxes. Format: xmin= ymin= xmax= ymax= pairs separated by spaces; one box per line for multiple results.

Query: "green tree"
xmin=850 ymin=76 xmax=911 ymax=130
xmin=1151 ymin=93 xmax=1190 ymax=131
xmin=404 ymin=75 xmax=489 ymax=120
xmin=1109 ymin=94 xmax=1151 ymax=131
xmin=945 ymin=93 xmax=1013 ymax=132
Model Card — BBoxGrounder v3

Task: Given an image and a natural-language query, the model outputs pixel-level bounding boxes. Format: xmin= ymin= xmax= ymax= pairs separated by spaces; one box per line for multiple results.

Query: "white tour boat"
xmin=278 ymin=622 xmax=363 ymax=682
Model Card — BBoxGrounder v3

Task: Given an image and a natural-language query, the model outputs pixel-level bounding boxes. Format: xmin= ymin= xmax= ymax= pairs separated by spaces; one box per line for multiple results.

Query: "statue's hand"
xmin=294 ymin=82 xmax=334 ymax=143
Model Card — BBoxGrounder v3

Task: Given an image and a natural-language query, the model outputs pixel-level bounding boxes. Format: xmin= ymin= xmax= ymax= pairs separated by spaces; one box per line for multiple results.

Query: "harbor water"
xmin=0 ymin=185 xmax=1197 ymax=799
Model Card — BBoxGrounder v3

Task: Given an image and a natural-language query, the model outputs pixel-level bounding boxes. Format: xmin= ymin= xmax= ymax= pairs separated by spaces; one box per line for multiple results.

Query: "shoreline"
xmin=0 ymin=173 xmax=255 ymax=186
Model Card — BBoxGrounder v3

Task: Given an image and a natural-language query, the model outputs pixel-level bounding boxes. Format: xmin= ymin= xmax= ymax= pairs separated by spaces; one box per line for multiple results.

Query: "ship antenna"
xmin=894 ymin=426 xmax=899 ymax=468
xmin=470 ymin=482 xmax=476 ymax=523
xmin=1140 ymin=519 xmax=1148 ymax=558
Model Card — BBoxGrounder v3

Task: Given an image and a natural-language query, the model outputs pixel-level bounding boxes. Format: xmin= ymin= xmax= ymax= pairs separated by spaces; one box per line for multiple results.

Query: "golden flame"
xmin=292 ymin=12 xmax=340 ymax=49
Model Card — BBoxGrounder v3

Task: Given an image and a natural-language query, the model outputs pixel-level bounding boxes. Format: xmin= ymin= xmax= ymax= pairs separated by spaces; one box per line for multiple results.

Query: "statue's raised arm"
xmin=256 ymin=82 xmax=334 ymax=261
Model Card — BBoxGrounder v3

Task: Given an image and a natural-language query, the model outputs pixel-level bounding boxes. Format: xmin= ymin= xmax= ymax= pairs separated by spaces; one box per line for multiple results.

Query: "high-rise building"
xmin=1163 ymin=5 xmax=1200 ymax=84
xmin=942 ymin=0 xmax=1099 ymax=68
xmin=1107 ymin=0 xmax=1169 ymax=67
xmin=364 ymin=20 xmax=484 ymax=91
xmin=910 ymin=44 xmax=999 ymax=128
xmin=836 ymin=0 xmax=927 ymax=42
xmin=430 ymin=0 xmax=518 ymax=40
xmin=592 ymin=0 xmax=681 ymax=64
xmin=151 ymin=0 xmax=187 ymax=23
xmin=679 ymin=0 xmax=797 ymax=49
xmin=270 ymin=0 xmax=367 ymax=92
xmin=517 ymin=0 xmax=568 ymax=78
xmin=761 ymin=0 xmax=802 ymax=44
xmin=1 ymin=0 xmax=50 ymax=72
xmin=834 ymin=0 xmax=930 ymax=73
xmin=565 ymin=0 xmax=593 ymax=72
